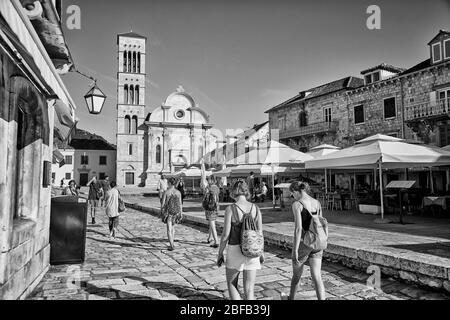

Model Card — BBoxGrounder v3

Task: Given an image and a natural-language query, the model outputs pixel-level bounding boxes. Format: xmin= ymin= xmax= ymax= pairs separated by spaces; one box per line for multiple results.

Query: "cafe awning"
xmin=305 ymin=134 xmax=450 ymax=170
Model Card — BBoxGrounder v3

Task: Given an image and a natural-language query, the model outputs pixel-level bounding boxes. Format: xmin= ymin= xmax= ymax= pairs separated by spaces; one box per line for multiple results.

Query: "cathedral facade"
xmin=116 ymin=32 xmax=213 ymax=189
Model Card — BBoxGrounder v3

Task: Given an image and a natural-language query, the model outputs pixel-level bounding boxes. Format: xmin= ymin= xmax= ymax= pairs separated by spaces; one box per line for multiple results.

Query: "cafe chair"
xmin=317 ymin=193 xmax=327 ymax=207
xmin=332 ymin=194 xmax=343 ymax=211
xmin=326 ymin=194 xmax=334 ymax=210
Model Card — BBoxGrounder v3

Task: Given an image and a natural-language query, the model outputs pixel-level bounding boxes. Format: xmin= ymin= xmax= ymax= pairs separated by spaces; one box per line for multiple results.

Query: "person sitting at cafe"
xmin=254 ymin=182 xmax=268 ymax=202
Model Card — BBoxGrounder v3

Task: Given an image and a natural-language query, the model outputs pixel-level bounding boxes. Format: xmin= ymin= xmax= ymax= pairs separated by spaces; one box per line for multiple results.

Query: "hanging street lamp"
xmin=84 ymin=81 xmax=106 ymax=115
xmin=73 ymin=69 xmax=107 ymax=115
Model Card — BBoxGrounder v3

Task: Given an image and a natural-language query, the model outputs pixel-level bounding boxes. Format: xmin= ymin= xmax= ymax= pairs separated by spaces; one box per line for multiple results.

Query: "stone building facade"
xmin=116 ymin=33 xmax=213 ymax=189
xmin=203 ymin=121 xmax=270 ymax=166
xmin=266 ymin=30 xmax=450 ymax=150
xmin=0 ymin=0 xmax=77 ymax=299
xmin=52 ymin=128 xmax=117 ymax=186
xmin=266 ymin=77 xmax=364 ymax=151
xmin=265 ymin=30 xmax=450 ymax=192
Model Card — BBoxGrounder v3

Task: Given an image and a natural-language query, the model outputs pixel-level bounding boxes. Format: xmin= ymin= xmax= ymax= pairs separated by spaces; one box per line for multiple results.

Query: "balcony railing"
xmin=405 ymin=98 xmax=450 ymax=122
xmin=279 ymin=120 xmax=338 ymax=139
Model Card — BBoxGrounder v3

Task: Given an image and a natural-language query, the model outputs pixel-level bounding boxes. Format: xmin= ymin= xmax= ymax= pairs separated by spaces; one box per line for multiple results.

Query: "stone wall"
xmin=0 ymin=50 xmax=53 ymax=299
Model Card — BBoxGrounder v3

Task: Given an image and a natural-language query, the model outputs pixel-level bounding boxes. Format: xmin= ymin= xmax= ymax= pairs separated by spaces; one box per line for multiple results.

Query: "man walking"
xmin=100 ymin=175 xmax=111 ymax=207
xmin=87 ymin=175 xmax=102 ymax=224
xmin=158 ymin=174 xmax=168 ymax=206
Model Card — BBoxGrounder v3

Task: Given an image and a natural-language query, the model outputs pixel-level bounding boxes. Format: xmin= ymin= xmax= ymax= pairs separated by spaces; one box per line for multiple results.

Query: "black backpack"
xmin=202 ymin=191 xmax=217 ymax=211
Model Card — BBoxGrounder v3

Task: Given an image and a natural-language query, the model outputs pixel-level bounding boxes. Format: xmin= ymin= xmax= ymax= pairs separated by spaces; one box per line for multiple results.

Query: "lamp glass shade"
xmin=84 ymin=84 xmax=106 ymax=114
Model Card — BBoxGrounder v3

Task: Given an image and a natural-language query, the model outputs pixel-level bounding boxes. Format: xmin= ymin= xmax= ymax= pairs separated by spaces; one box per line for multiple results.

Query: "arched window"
xmin=124 ymin=115 xmax=130 ymax=134
xmin=135 ymin=85 xmax=139 ymax=105
xmin=137 ymin=52 xmax=141 ymax=73
xmin=128 ymin=51 xmax=132 ymax=72
xmin=131 ymin=115 xmax=138 ymax=134
xmin=129 ymin=85 xmax=134 ymax=105
xmin=156 ymin=145 xmax=161 ymax=164
xmin=299 ymin=111 xmax=307 ymax=127
xmin=123 ymin=51 xmax=127 ymax=72
xmin=124 ymin=84 xmax=128 ymax=104
xmin=132 ymin=52 xmax=136 ymax=73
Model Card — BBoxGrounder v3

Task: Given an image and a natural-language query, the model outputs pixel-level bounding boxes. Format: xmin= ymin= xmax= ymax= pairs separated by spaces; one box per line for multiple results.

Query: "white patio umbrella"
xmin=306 ymin=144 xmax=341 ymax=192
xmin=305 ymin=134 xmax=450 ymax=221
xmin=306 ymin=144 xmax=341 ymax=159
xmin=175 ymin=166 xmax=213 ymax=177
xmin=226 ymin=140 xmax=313 ymax=207
xmin=226 ymin=140 xmax=313 ymax=166
xmin=214 ymin=167 xmax=232 ymax=177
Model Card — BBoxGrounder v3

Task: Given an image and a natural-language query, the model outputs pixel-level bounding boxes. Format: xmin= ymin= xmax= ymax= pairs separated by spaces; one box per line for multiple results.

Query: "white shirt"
xmin=158 ymin=179 xmax=168 ymax=193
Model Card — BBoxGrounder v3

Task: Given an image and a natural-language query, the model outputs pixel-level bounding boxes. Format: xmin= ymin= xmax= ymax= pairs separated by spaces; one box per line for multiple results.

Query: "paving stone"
xmin=27 ymin=204 xmax=450 ymax=301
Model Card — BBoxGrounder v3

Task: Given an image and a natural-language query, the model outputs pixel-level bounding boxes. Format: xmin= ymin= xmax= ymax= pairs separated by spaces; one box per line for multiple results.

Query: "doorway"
xmin=79 ymin=173 xmax=89 ymax=186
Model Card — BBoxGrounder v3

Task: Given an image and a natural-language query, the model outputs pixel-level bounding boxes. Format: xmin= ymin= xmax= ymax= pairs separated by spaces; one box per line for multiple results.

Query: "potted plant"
xmin=358 ymin=191 xmax=381 ymax=215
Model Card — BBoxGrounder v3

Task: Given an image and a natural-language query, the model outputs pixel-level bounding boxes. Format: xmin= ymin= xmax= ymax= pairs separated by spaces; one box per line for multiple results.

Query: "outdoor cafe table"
xmin=422 ymin=196 xmax=450 ymax=210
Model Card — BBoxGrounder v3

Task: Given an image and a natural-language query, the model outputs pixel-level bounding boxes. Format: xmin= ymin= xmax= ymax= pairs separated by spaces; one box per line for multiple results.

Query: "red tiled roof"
xmin=400 ymin=59 xmax=431 ymax=76
xmin=304 ymin=76 xmax=364 ymax=100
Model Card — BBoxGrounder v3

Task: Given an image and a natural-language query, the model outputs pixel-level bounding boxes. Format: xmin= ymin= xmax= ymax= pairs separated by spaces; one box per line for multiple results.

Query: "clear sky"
xmin=60 ymin=0 xmax=450 ymax=144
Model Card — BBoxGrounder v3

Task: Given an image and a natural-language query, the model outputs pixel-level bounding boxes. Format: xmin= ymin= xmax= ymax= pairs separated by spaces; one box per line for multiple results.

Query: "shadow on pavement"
xmin=80 ymin=276 xmax=223 ymax=300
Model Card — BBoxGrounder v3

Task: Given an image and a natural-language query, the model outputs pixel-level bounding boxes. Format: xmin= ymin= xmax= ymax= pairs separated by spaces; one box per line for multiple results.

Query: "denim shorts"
xmin=295 ymin=242 xmax=323 ymax=265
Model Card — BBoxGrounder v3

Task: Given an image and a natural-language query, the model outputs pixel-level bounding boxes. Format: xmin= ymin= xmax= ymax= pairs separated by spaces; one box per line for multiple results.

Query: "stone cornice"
xmin=144 ymin=121 xmax=213 ymax=130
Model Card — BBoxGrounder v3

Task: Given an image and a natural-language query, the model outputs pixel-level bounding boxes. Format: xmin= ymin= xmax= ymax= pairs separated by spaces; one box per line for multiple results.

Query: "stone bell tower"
xmin=116 ymin=32 xmax=147 ymax=187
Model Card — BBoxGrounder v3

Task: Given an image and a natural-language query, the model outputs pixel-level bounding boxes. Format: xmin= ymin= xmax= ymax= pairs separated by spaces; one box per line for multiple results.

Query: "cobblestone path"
xmin=28 ymin=207 xmax=450 ymax=300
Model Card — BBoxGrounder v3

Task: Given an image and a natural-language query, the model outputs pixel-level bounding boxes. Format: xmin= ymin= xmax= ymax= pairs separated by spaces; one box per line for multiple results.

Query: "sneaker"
xmin=280 ymin=293 xmax=290 ymax=300
xmin=210 ymin=243 xmax=219 ymax=248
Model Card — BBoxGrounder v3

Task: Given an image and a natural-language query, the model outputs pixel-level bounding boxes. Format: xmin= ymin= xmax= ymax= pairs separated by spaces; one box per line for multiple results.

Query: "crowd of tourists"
xmin=156 ymin=172 xmax=328 ymax=301
xmin=64 ymin=171 xmax=328 ymax=300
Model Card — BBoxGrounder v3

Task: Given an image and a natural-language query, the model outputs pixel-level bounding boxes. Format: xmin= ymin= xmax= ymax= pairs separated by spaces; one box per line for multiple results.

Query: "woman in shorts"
xmin=204 ymin=176 xmax=220 ymax=248
xmin=284 ymin=181 xmax=326 ymax=300
xmin=161 ymin=177 xmax=183 ymax=251
xmin=217 ymin=180 xmax=264 ymax=300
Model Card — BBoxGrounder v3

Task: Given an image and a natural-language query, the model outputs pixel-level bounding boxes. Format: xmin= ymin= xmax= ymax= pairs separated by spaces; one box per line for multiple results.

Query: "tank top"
xmin=296 ymin=200 xmax=318 ymax=231
xmin=228 ymin=204 xmax=256 ymax=245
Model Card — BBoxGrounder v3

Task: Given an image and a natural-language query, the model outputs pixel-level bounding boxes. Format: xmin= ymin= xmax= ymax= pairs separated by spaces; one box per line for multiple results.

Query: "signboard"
xmin=386 ymin=180 xmax=416 ymax=189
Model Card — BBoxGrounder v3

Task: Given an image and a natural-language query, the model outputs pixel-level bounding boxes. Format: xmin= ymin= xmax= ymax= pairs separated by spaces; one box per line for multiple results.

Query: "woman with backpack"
xmin=203 ymin=176 xmax=220 ymax=248
xmin=161 ymin=177 xmax=183 ymax=251
xmin=283 ymin=181 xmax=326 ymax=300
xmin=216 ymin=180 xmax=264 ymax=300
